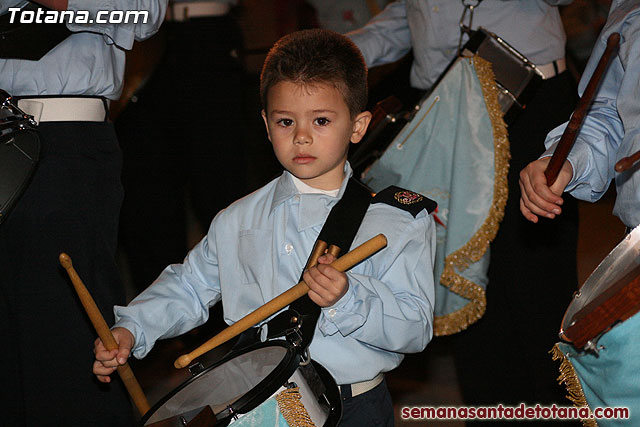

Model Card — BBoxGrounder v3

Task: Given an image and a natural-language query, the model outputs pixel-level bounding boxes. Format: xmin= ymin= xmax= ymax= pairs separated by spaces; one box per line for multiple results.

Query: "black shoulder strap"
xmin=231 ymin=177 xmax=373 ymax=352
xmin=288 ymin=177 xmax=372 ymax=349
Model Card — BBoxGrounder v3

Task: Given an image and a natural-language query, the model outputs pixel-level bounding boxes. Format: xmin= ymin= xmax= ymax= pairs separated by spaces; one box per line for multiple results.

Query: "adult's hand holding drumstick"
xmin=520 ymin=33 xmax=620 ymax=223
xmin=174 ymin=233 xmax=387 ymax=369
xmin=59 ymin=253 xmax=151 ymax=416
xmin=543 ymin=32 xmax=620 ymax=186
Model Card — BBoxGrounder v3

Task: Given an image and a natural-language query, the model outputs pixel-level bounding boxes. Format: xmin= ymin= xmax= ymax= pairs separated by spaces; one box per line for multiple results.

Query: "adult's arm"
xmin=346 ymin=0 xmax=412 ymax=68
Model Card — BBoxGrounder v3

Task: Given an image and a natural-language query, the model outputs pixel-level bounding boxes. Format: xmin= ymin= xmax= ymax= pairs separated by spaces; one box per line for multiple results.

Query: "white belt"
xmin=167 ymin=1 xmax=230 ymax=21
xmin=340 ymin=373 xmax=384 ymax=398
xmin=16 ymin=97 xmax=107 ymax=124
xmin=535 ymin=58 xmax=567 ymax=80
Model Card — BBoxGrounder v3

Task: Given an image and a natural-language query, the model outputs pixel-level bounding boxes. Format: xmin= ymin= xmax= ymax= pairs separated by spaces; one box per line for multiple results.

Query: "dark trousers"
xmin=0 ymin=122 xmax=133 ymax=426
xmin=339 ymin=379 xmax=394 ymax=427
xmin=116 ymin=14 xmax=247 ymax=293
xmin=453 ymin=72 xmax=581 ymax=425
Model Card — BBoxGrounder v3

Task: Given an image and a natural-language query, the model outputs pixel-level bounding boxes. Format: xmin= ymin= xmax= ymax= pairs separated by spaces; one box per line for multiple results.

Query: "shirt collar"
xmin=270 ymin=162 xmax=354 ymax=213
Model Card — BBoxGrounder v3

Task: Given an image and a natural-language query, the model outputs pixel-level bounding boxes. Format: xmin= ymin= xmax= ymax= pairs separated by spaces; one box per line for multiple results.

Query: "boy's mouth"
xmin=293 ymin=155 xmax=316 ymax=164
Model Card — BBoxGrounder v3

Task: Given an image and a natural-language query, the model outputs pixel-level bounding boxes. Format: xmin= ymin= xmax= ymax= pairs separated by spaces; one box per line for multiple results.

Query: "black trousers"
xmin=339 ymin=379 xmax=394 ymax=427
xmin=0 ymin=122 xmax=133 ymax=426
xmin=452 ymin=72 xmax=581 ymax=426
xmin=116 ymin=14 xmax=248 ymax=293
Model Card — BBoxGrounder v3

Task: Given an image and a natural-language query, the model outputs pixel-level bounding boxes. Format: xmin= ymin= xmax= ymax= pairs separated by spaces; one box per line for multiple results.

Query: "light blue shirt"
xmin=0 ymin=0 xmax=167 ymax=99
xmin=347 ymin=0 xmax=571 ymax=90
xmin=544 ymin=0 xmax=640 ymax=228
xmin=114 ymin=164 xmax=436 ymax=384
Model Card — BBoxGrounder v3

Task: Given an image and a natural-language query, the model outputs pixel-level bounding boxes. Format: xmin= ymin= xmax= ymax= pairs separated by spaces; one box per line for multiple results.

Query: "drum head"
xmin=561 ymin=224 xmax=640 ymax=346
xmin=141 ymin=341 xmax=299 ymax=426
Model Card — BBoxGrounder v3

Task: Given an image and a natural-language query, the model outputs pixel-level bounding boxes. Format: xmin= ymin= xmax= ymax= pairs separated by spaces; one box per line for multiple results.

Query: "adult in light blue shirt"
xmin=520 ymin=0 xmax=640 ymax=229
xmin=0 ymin=0 xmax=166 ymax=99
xmin=113 ymin=163 xmax=436 ymax=385
xmin=0 ymin=1 xmax=166 ymax=425
xmin=348 ymin=0 xmax=571 ymax=91
xmin=347 ymin=1 xmax=581 ymax=419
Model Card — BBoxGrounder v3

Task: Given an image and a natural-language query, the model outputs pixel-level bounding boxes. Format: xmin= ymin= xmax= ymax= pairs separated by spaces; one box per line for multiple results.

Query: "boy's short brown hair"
xmin=260 ymin=28 xmax=368 ymax=117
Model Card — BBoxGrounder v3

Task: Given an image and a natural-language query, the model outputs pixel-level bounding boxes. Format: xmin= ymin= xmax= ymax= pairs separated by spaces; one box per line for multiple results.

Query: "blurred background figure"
xmin=561 ymin=0 xmax=613 ymax=73
xmin=347 ymin=3 xmax=581 ymax=425
xmin=0 ymin=1 xmax=166 ymax=425
xmin=306 ymin=0 xmax=391 ymax=34
xmin=114 ymin=0 xmax=248 ymax=295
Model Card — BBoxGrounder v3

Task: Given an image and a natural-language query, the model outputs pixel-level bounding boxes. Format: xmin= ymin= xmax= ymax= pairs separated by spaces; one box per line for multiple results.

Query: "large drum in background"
xmin=553 ymin=225 xmax=640 ymax=426
xmin=0 ymin=89 xmax=39 ymax=224
xmin=141 ymin=340 xmax=342 ymax=427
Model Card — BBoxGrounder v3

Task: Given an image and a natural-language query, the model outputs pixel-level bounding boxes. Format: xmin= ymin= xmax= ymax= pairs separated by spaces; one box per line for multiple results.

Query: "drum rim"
xmin=560 ymin=224 xmax=640 ymax=344
xmin=140 ymin=340 xmax=300 ymax=426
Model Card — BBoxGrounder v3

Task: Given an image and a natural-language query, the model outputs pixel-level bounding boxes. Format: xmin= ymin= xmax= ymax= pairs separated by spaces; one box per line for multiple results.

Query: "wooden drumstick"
xmin=59 ymin=253 xmax=151 ymax=416
xmin=615 ymin=149 xmax=640 ymax=173
xmin=544 ymin=33 xmax=620 ymax=186
xmin=305 ymin=240 xmax=328 ymax=270
xmin=174 ymin=234 xmax=387 ymax=369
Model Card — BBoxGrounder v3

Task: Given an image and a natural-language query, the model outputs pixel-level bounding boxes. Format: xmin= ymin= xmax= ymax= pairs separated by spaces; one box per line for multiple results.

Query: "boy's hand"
xmin=519 ymin=157 xmax=573 ymax=223
xmin=93 ymin=327 xmax=135 ymax=383
xmin=304 ymin=253 xmax=349 ymax=307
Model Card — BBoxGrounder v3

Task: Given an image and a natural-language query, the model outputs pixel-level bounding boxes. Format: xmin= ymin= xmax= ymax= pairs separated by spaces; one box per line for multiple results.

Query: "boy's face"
xmin=262 ymin=81 xmax=371 ymax=190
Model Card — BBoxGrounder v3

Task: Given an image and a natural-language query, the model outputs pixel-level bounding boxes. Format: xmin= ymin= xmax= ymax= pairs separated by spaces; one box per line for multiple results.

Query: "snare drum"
xmin=141 ymin=340 xmax=341 ymax=427
xmin=553 ymin=225 xmax=640 ymax=424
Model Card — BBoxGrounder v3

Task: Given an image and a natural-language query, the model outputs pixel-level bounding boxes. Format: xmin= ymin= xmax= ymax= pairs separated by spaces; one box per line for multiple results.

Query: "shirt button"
xmin=285 ymin=243 xmax=293 ymax=254
xmin=328 ymin=308 xmax=337 ymax=318
xmin=432 ymin=6 xmax=439 ymax=12
xmin=294 ymin=194 xmax=301 ymax=201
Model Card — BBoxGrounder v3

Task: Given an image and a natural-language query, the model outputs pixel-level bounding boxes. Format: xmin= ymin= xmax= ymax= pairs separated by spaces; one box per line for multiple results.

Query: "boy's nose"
xmin=294 ymin=129 xmax=312 ymax=145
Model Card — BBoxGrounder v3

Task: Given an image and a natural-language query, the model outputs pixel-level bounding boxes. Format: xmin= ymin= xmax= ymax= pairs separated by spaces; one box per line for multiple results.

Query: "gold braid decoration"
xmin=550 ymin=344 xmax=598 ymax=427
xmin=434 ymin=56 xmax=510 ymax=336
xmin=275 ymin=387 xmax=317 ymax=427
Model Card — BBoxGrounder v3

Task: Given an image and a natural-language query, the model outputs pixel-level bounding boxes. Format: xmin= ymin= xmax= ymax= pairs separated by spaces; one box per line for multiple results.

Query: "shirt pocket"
xmin=238 ymin=229 xmax=272 ymax=285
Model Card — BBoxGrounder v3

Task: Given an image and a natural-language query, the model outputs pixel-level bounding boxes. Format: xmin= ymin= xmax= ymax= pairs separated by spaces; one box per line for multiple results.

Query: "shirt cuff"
xmin=65 ymin=0 xmax=137 ymax=50
xmin=541 ymin=140 xmax=580 ymax=193
xmin=113 ymin=310 xmax=149 ymax=359
xmin=317 ymin=274 xmax=368 ymax=337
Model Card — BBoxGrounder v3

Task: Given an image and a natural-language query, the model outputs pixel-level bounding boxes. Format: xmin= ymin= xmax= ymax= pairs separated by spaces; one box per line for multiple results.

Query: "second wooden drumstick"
xmin=174 ymin=233 xmax=387 ymax=369
xmin=59 ymin=253 xmax=151 ymax=416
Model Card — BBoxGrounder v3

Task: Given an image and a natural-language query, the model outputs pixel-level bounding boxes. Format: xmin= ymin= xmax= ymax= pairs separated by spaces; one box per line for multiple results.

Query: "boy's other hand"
xmin=519 ymin=157 xmax=573 ymax=223
xmin=304 ymin=253 xmax=349 ymax=307
xmin=93 ymin=327 xmax=135 ymax=383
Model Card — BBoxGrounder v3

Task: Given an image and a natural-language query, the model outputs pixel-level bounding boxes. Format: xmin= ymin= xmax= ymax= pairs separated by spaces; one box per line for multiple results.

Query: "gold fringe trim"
xmin=550 ymin=344 xmax=598 ymax=427
xmin=275 ymin=387 xmax=316 ymax=427
xmin=434 ymin=56 xmax=510 ymax=336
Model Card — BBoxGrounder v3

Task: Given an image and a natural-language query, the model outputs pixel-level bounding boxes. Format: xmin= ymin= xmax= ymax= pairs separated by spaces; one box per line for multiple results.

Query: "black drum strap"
xmin=288 ymin=177 xmax=372 ymax=350
xmin=232 ymin=177 xmax=372 ymax=352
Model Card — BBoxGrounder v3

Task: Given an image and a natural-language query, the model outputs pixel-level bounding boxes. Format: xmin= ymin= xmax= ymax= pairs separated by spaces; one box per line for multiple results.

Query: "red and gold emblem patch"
xmin=394 ymin=190 xmax=423 ymax=205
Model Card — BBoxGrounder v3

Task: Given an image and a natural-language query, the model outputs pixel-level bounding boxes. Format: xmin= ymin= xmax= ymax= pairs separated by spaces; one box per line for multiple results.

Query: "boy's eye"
xmin=314 ymin=117 xmax=330 ymax=126
xmin=277 ymin=118 xmax=294 ymax=127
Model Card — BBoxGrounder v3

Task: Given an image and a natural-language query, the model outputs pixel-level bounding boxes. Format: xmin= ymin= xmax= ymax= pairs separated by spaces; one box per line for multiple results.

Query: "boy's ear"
xmin=350 ymin=111 xmax=372 ymax=144
xmin=261 ymin=110 xmax=272 ymax=142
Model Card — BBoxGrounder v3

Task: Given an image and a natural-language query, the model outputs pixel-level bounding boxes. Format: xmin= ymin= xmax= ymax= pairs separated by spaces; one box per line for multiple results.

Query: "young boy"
xmin=93 ymin=29 xmax=436 ymax=425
